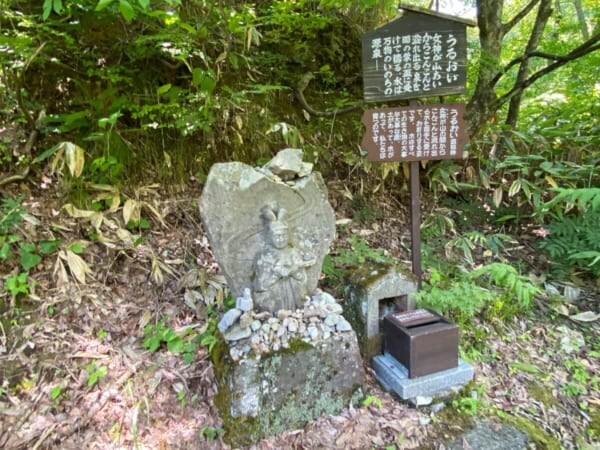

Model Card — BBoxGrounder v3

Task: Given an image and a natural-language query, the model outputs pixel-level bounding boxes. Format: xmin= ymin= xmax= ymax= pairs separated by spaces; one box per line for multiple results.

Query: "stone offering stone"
xmin=218 ymin=308 xmax=242 ymax=333
xmin=236 ymin=288 xmax=254 ymax=312
xmin=324 ymin=313 xmax=341 ymax=327
xmin=239 ymin=312 xmax=253 ymax=328
xmin=254 ymin=311 xmax=271 ymax=321
xmin=263 ymin=148 xmax=304 ymax=180
xmin=336 ymin=318 xmax=353 ymax=332
xmin=223 ymin=324 xmax=252 ymax=342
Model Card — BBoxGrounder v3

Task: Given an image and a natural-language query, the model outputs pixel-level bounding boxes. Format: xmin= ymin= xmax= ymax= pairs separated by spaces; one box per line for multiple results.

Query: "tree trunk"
xmin=573 ymin=0 xmax=590 ymax=39
xmin=465 ymin=0 xmax=505 ymax=138
xmin=505 ymin=0 xmax=553 ymax=129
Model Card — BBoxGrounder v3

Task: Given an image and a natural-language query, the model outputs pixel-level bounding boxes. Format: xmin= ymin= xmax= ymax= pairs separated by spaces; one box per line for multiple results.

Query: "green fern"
xmin=543 ymin=187 xmax=600 ymax=215
xmin=417 ymin=262 xmax=539 ymax=325
xmin=537 ymin=209 xmax=600 ymax=276
xmin=416 ymin=280 xmax=494 ymax=323
xmin=469 ymin=263 xmax=541 ymax=310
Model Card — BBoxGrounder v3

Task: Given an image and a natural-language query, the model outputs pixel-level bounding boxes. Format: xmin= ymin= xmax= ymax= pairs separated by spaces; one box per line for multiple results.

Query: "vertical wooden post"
xmin=408 ymin=99 xmax=422 ymax=289
xmin=409 ymin=160 xmax=422 ymax=289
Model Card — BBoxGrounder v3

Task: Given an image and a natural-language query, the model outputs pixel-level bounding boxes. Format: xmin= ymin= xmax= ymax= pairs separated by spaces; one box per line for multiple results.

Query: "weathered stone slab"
xmin=212 ymin=331 xmax=365 ymax=446
xmin=446 ymin=420 xmax=530 ymax=450
xmin=343 ymin=262 xmax=418 ymax=360
xmin=199 ymin=151 xmax=335 ymax=313
xmin=372 ymin=352 xmax=473 ymax=400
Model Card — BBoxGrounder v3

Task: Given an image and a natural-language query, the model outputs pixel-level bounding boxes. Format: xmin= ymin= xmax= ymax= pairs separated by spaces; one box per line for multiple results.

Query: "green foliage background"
xmin=0 ymin=0 xmax=401 ymax=186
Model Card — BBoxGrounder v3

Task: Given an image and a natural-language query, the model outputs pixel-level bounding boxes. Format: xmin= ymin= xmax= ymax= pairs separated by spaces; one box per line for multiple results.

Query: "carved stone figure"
xmin=199 ymin=149 xmax=336 ymax=313
xmin=252 ymin=202 xmax=316 ymax=312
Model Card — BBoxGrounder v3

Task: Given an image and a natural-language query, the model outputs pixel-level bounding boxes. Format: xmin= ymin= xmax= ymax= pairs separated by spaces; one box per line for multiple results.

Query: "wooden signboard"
xmin=362 ymin=7 xmax=469 ymax=103
xmin=361 ymin=103 xmax=469 ymax=162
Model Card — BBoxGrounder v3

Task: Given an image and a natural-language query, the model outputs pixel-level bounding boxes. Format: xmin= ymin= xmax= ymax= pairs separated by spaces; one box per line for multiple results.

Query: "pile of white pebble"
xmin=217 ymin=288 xmax=354 ymax=361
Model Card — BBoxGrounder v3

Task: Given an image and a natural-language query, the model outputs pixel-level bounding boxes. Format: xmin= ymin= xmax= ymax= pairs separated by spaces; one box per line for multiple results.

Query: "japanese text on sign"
xmin=361 ymin=11 xmax=468 ymax=102
xmin=361 ymin=103 xmax=468 ymax=162
xmin=370 ymin=32 xmax=459 ymax=98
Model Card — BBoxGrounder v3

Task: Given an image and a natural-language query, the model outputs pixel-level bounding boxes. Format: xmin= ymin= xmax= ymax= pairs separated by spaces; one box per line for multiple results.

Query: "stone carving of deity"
xmin=252 ymin=202 xmax=316 ymax=313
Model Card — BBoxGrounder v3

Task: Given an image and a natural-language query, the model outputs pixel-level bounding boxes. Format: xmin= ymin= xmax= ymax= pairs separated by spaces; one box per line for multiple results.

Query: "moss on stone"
xmin=209 ymin=332 xmax=233 ymax=418
xmin=588 ymin=408 xmax=600 ymax=439
xmin=526 ymin=381 xmax=558 ymax=408
xmin=345 ymin=261 xmax=393 ymax=288
xmin=505 ymin=415 xmax=561 ymax=450
xmin=262 ymin=336 xmax=313 ymax=358
xmin=210 ymin=330 xmax=363 ymax=447
xmin=342 ymin=281 xmax=369 ymax=357
xmin=436 ymin=398 xmax=476 ymax=431
xmin=346 ymin=261 xmax=417 ymax=289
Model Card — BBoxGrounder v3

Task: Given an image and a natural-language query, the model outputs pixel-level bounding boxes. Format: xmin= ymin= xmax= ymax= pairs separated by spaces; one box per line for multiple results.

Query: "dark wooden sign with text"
xmin=361 ymin=103 xmax=469 ymax=162
xmin=362 ymin=8 xmax=468 ymax=103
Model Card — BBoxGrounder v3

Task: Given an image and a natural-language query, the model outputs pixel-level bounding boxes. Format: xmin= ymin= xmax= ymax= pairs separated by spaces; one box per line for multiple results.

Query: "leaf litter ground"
xmin=0 ymin=184 xmax=598 ymax=449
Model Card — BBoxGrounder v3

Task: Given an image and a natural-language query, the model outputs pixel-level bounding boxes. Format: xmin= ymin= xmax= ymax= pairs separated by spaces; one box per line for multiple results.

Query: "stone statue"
xmin=199 ymin=149 xmax=336 ymax=313
xmin=252 ymin=202 xmax=316 ymax=312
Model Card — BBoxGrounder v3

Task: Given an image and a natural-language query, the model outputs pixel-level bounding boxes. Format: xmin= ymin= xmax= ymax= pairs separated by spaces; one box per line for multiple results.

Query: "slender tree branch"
xmin=502 ymin=0 xmax=541 ymax=35
xmin=492 ymin=32 xmax=600 ymax=85
xmin=562 ymin=32 xmax=600 ymax=58
xmin=496 ymin=41 xmax=600 ymax=107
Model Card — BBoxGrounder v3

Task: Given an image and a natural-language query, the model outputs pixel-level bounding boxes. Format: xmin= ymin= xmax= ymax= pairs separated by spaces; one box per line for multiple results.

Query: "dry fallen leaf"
xmin=62 ymin=204 xmax=96 ymax=219
xmin=61 ymin=249 xmax=91 ymax=284
xmin=142 ymin=201 xmax=166 ymax=228
xmin=64 ymin=141 xmax=85 ymax=178
xmin=53 ymin=257 xmax=69 ymax=286
xmin=569 ymin=311 xmax=599 ymax=322
xmin=123 ymin=199 xmax=141 ymax=225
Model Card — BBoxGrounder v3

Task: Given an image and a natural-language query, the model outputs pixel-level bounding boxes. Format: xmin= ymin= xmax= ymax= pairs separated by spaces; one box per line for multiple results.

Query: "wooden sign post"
xmin=361 ymin=5 xmax=474 ymax=286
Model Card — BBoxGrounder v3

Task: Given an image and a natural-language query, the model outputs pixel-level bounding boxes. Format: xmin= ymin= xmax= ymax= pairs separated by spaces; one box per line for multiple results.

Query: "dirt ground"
xmin=1 ymin=180 xmax=598 ymax=449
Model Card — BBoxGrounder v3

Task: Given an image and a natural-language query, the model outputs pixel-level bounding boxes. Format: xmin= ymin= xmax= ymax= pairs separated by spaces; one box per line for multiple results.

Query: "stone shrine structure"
xmin=199 ymin=149 xmax=365 ymax=446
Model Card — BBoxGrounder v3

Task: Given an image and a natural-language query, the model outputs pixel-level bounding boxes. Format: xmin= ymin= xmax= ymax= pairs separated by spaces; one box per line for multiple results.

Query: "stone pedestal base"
xmin=211 ymin=331 xmax=365 ymax=446
xmin=373 ymin=352 xmax=473 ymax=401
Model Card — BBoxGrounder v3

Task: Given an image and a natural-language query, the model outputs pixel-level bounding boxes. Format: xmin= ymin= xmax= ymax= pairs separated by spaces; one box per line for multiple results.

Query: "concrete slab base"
xmin=372 ymin=352 xmax=474 ymax=401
